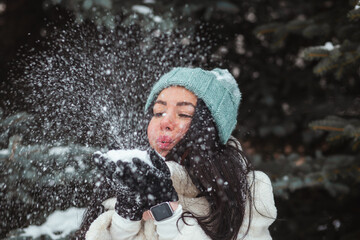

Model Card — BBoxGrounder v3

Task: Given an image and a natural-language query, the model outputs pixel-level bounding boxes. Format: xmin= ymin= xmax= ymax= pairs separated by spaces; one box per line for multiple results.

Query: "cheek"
xmin=147 ymin=120 xmax=157 ymax=143
xmin=178 ymin=121 xmax=192 ymax=135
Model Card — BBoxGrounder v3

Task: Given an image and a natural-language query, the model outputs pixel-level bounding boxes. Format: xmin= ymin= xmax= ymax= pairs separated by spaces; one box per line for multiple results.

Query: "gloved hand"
xmin=92 ymin=150 xmax=178 ymax=220
xmin=92 ymin=152 xmax=139 ymax=187
xmin=114 ymin=151 xmax=178 ymax=208
xmin=92 ymin=152 xmax=146 ymax=220
xmin=114 ymin=185 xmax=147 ymax=221
xmin=92 ymin=152 xmax=119 ymax=189
xmin=130 ymin=156 xmax=178 ymax=208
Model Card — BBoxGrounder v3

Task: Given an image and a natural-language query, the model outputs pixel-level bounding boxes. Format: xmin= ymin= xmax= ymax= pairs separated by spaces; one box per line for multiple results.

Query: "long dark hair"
xmin=165 ymin=99 xmax=253 ymax=240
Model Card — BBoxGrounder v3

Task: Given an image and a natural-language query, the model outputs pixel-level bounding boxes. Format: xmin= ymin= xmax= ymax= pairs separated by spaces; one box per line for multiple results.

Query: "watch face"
xmin=150 ymin=202 xmax=173 ymax=221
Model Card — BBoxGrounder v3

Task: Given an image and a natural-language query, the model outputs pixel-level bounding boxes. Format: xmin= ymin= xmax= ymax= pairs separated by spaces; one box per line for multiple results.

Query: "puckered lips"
xmin=156 ymin=135 xmax=173 ymax=149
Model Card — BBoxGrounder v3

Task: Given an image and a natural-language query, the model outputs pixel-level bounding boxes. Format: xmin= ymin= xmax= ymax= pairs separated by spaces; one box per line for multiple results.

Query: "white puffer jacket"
xmin=85 ymin=160 xmax=277 ymax=240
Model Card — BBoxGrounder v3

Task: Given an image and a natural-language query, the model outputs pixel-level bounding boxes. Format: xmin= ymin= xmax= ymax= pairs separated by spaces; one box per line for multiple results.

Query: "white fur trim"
xmin=86 ymin=210 xmax=114 ymax=240
xmin=102 ymin=198 xmax=117 ymax=210
xmin=166 ymin=161 xmax=199 ymax=198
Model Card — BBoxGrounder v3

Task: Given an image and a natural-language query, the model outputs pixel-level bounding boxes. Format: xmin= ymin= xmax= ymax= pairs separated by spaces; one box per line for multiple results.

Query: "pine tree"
xmin=309 ymin=115 xmax=360 ymax=150
xmin=253 ymin=0 xmax=360 ymax=201
xmin=0 ymin=109 xmax=100 ymax=238
xmin=254 ymin=0 xmax=360 ymax=80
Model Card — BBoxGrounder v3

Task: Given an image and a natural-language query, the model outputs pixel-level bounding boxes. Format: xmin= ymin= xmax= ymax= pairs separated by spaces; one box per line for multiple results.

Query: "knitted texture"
xmin=145 ymin=67 xmax=241 ymax=144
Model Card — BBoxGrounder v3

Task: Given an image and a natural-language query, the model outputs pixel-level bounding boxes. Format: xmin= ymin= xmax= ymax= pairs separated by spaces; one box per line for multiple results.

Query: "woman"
xmin=76 ymin=67 xmax=277 ymax=240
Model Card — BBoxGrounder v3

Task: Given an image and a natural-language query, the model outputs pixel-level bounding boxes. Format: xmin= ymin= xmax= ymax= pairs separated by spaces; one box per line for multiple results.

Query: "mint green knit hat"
xmin=145 ymin=67 xmax=241 ymax=144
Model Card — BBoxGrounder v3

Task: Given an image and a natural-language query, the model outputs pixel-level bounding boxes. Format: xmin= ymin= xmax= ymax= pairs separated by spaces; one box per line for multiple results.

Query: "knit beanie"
xmin=144 ymin=67 xmax=241 ymax=144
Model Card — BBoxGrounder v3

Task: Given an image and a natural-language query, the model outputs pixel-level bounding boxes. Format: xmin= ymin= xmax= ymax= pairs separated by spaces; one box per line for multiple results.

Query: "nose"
xmin=160 ymin=112 xmax=175 ymax=131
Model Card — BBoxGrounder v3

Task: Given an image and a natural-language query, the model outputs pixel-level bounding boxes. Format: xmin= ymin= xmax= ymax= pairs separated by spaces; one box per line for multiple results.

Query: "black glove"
xmin=92 ymin=152 xmax=147 ymax=220
xmin=114 ymin=186 xmax=147 ymax=221
xmin=92 ymin=152 xmax=118 ymax=189
xmin=93 ymin=152 xmax=115 ymax=177
xmin=120 ymin=152 xmax=178 ymax=208
xmin=92 ymin=150 xmax=178 ymax=220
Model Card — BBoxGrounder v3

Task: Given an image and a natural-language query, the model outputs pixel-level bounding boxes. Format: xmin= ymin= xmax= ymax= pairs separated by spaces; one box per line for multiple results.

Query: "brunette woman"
xmin=77 ymin=67 xmax=277 ymax=240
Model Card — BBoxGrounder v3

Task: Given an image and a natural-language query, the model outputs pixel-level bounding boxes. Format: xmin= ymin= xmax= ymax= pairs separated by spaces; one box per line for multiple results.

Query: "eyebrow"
xmin=155 ymin=100 xmax=196 ymax=109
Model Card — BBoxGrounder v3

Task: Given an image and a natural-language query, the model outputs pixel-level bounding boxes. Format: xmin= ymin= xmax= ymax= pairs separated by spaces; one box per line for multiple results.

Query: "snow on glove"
xmin=93 ymin=152 xmax=121 ymax=189
xmin=148 ymin=149 xmax=172 ymax=177
xmin=92 ymin=150 xmax=178 ymax=219
xmin=93 ymin=152 xmax=147 ymax=220
xmin=123 ymin=155 xmax=178 ymax=209
xmin=111 ymin=158 xmax=173 ymax=221
xmin=115 ymin=186 xmax=147 ymax=221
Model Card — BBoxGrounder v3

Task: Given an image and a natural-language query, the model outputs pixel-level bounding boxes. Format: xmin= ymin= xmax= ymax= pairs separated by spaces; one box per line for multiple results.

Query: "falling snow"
xmin=3 ymin=15 xmax=216 ymax=238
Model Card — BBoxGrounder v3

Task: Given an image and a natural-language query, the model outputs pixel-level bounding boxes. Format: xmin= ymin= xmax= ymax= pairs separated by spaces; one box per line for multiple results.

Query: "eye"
xmin=154 ymin=112 xmax=164 ymax=117
xmin=179 ymin=114 xmax=193 ymax=118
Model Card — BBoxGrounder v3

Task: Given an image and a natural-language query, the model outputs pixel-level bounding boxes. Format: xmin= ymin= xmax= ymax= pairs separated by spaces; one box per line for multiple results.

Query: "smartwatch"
xmin=149 ymin=202 xmax=174 ymax=221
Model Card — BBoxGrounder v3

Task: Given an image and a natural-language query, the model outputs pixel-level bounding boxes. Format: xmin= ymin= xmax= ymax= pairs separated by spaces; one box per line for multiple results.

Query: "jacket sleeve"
xmin=110 ymin=212 xmax=142 ymax=240
xmin=238 ymin=171 xmax=277 ymax=240
xmin=155 ymin=203 xmax=212 ymax=240
xmin=85 ymin=210 xmax=142 ymax=240
xmin=85 ymin=197 xmax=143 ymax=240
xmin=153 ymin=204 xmax=184 ymax=240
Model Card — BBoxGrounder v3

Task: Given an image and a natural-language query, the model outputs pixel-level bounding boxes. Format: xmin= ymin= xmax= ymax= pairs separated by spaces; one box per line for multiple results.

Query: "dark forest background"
xmin=1 ymin=0 xmax=360 ymax=239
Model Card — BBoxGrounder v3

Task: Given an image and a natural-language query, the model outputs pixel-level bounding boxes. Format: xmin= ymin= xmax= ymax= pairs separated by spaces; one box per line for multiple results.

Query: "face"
xmin=147 ymin=86 xmax=198 ymax=157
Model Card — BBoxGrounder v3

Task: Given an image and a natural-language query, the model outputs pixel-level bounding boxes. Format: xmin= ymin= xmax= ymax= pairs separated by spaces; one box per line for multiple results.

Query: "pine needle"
xmin=311 ymin=126 xmax=344 ymax=132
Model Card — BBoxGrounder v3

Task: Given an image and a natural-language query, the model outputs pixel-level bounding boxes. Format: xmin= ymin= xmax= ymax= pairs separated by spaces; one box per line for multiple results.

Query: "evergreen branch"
xmin=313 ymin=58 xmax=340 ymax=75
xmin=272 ymin=34 xmax=288 ymax=49
xmin=313 ymin=52 xmax=360 ymax=76
xmin=311 ymin=126 xmax=344 ymax=132
xmin=273 ymin=160 xmax=360 ymax=197
xmin=327 ymin=134 xmax=343 ymax=142
xmin=309 ymin=116 xmax=349 ymax=129
xmin=9 ymin=135 xmax=22 ymax=161
xmin=310 ymin=116 xmax=360 ymax=149
xmin=335 ymin=52 xmax=360 ymax=80
xmin=335 ymin=66 xmax=344 ymax=80
xmin=302 ymin=41 xmax=359 ymax=79
xmin=253 ymin=23 xmax=283 ymax=36
xmin=302 ymin=24 xmax=330 ymax=39
xmin=340 ymin=40 xmax=359 ymax=52
xmin=332 ymin=52 xmax=360 ymax=79
xmin=2 ymin=136 xmax=100 ymax=206
xmin=341 ymin=52 xmax=360 ymax=66
xmin=271 ymin=28 xmax=288 ymax=49
xmin=286 ymin=19 xmax=309 ymax=33
xmin=310 ymin=116 xmax=360 ymax=134
xmin=0 ymin=112 xmax=31 ymax=129
xmin=353 ymin=140 xmax=360 ymax=151
xmin=257 ymin=28 xmax=277 ymax=35
xmin=347 ymin=8 xmax=360 ymax=21
xmin=307 ymin=53 xmax=329 ymax=58
xmin=302 ymin=42 xmax=340 ymax=59
xmin=302 ymin=47 xmax=330 ymax=60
